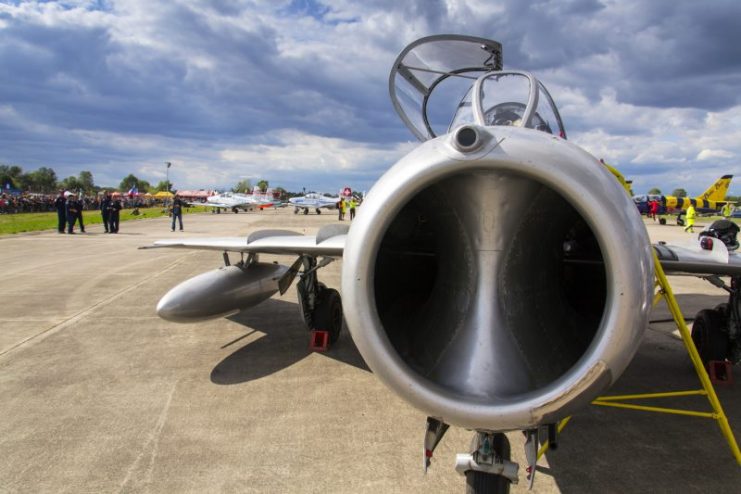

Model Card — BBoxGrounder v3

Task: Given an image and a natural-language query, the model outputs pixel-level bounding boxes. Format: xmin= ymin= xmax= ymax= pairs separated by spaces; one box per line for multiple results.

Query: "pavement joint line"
xmin=0 ymin=252 xmax=196 ymax=360
xmin=117 ymin=379 xmax=178 ymax=492
xmin=3 ymin=247 xmax=174 ymax=279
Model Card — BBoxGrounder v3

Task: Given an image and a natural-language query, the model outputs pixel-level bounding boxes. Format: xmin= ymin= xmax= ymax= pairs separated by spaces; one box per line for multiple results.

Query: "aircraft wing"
xmin=144 ymin=224 xmax=741 ymax=276
xmin=654 ymin=241 xmax=741 ymax=276
xmin=143 ymin=225 xmax=348 ymax=257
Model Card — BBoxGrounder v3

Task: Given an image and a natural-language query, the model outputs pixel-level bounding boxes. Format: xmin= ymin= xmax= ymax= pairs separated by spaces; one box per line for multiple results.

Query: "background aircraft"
xmin=145 ymin=35 xmax=741 ymax=491
xmin=191 ymin=186 xmax=276 ymax=213
xmin=633 ymin=175 xmax=733 ymax=215
xmin=288 ymin=192 xmax=340 ymax=214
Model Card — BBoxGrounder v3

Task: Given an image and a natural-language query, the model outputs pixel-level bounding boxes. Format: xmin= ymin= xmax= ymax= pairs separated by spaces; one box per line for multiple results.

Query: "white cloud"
xmin=697 ymin=149 xmax=734 ymax=161
xmin=220 ymin=129 xmax=414 ymax=172
xmin=1 ymin=0 xmax=740 ymax=199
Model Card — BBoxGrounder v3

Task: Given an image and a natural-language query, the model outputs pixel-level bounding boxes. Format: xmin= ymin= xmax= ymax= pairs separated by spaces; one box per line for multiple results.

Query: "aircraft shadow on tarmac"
xmin=208 ymin=293 xmax=739 ymax=489
xmin=210 ymin=298 xmax=369 ymax=385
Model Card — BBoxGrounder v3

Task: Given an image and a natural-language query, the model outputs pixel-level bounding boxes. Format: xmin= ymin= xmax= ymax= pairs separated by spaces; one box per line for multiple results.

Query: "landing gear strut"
xmin=296 ymin=255 xmax=342 ymax=345
xmin=457 ymin=432 xmax=517 ymax=493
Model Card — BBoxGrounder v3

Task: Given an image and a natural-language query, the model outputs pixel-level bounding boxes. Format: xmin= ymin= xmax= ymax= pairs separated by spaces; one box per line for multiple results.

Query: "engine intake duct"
xmin=342 ymin=127 xmax=653 ymax=431
xmin=375 ymin=173 xmax=606 ymax=401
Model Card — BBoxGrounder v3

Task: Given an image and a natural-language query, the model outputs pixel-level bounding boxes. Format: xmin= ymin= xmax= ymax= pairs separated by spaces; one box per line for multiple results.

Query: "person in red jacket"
xmin=649 ymin=199 xmax=659 ymax=221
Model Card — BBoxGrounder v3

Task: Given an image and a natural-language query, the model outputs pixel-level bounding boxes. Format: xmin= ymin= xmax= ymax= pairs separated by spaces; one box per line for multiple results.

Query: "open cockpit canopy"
xmin=389 ymin=34 xmax=566 ymax=141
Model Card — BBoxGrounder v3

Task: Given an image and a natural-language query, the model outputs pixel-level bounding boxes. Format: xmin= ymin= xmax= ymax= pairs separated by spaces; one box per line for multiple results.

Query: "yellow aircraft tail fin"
xmin=699 ymin=175 xmax=733 ymax=201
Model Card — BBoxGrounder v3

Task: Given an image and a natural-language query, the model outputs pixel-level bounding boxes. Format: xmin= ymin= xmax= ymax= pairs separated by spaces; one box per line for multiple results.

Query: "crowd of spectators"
xmin=0 ymin=193 xmax=156 ymax=214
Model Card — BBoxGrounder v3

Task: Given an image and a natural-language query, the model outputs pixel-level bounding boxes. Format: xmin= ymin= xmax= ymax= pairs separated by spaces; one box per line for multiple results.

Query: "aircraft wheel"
xmin=691 ymin=309 xmax=729 ymax=365
xmin=316 ymin=208 xmax=321 ymax=215
xmin=659 ymin=218 xmax=666 ymax=225
xmin=465 ymin=434 xmax=511 ymax=494
xmin=303 ymin=208 xmax=309 ymax=215
xmin=294 ymin=208 xmax=299 ymax=214
xmin=313 ymin=288 xmax=343 ymax=344
xmin=232 ymin=207 xmax=239 ymax=214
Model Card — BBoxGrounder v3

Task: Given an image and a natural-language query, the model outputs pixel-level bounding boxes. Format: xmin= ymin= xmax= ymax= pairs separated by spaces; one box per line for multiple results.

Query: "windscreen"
xmin=389 ymin=35 xmax=502 ymax=141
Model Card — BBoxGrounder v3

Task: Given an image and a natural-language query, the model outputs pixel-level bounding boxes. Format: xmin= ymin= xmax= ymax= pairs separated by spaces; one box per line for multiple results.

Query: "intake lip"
xmin=341 ymin=126 xmax=654 ymax=431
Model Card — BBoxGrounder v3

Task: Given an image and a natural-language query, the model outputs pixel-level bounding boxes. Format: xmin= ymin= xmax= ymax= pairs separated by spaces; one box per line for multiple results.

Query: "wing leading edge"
xmin=142 ymin=224 xmax=348 ymax=258
xmin=144 ymin=224 xmax=741 ymax=276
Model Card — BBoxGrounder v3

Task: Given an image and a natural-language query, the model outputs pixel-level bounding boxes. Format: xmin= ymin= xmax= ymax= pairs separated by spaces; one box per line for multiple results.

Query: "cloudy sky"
xmin=1 ymin=0 xmax=739 ymax=196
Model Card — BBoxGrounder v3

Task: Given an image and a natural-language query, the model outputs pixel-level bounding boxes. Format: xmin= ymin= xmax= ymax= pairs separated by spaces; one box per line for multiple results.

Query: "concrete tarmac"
xmin=0 ymin=210 xmax=739 ymax=493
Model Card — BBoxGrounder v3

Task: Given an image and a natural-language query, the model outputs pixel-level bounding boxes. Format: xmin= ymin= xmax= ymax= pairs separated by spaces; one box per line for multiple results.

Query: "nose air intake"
xmin=342 ymin=126 xmax=654 ymax=431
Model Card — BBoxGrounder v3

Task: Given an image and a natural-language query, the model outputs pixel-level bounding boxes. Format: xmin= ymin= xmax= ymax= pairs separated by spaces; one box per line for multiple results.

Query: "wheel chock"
xmin=309 ymin=330 xmax=330 ymax=352
xmin=708 ymin=360 xmax=733 ymax=385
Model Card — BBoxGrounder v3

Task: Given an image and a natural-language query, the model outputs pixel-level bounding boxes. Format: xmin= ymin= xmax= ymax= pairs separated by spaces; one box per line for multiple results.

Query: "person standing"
xmin=109 ymin=196 xmax=121 ymax=233
xmin=66 ymin=193 xmax=79 ymax=234
xmin=684 ymin=203 xmax=696 ymax=233
xmin=171 ymin=198 xmax=184 ymax=231
xmin=649 ymin=199 xmax=659 ymax=221
xmin=337 ymin=198 xmax=344 ymax=221
xmin=349 ymin=197 xmax=357 ymax=220
xmin=100 ymin=193 xmax=111 ymax=233
xmin=54 ymin=190 xmax=67 ymax=233
xmin=721 ymin=202 xmax=732 ymax=219
xmin=74 ymin=194 xmax=85 ymax=233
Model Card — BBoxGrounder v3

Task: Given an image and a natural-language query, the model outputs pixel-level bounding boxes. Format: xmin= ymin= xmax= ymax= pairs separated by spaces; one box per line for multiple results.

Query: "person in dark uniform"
xmin=100 ymin=193 xmax=111 ymax=233
xmin=54 ymin=190 xmax=66 ymax=233
xmin=75 ymin=195 xmax=85 ymax=233
xmin=171 ymin=198 xmax=184 ymax=231
xmin=66 ymin=193 xmax=79 ymax=234
xmin=109 ymin=196 xmax=121 ymax=233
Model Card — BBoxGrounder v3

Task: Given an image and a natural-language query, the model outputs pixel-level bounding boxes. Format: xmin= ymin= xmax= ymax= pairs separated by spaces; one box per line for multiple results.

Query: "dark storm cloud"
xmin=0 ymin=0 xmax=739 ymax=195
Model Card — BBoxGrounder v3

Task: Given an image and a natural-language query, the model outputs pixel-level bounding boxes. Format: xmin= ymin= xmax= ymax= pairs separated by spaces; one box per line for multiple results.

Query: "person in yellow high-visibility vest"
xmin=721 ymin=202 xmax=732 ymax=218
xmin=684 ymin=203 xmax=696 ymax=232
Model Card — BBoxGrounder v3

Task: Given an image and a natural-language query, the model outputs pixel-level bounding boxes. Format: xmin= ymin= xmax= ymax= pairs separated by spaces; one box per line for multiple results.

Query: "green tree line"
xmin=3 ymin=164 xmax=288 ymax=199
xmin=0 ymin=164 xmax=175 ymax=195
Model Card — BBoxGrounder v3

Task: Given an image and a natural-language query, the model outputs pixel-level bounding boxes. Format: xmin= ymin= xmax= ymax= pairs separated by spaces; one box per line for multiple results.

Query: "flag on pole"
xmin=166 ymin=162 xmax=172 ymax=168
xmin=127 ymin=185 xmax=139 ymax=198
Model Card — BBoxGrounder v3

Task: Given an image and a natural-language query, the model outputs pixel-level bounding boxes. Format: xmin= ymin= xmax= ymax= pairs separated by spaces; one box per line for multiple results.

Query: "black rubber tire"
xmin=659 ymin=218 xmax=666 ymax=225
xmin=691 ymin=309 xmax=729 ymax=365
xmin=232 ymin=207 xmax=238 ymax=214
xmin=714 ymin=303 xmax=730 ymax=321
xmin=316 ymin=208 xmax=321 ymax=215
xmin=303 ymin=208 xmax=308 ymax=215
xmin=465 ymin=434 xmax=511 ymax=494
xmin=294 ymin=208 xmax=298 ymax=214
xmin=312 ymin=288 xmax=343 ymax=344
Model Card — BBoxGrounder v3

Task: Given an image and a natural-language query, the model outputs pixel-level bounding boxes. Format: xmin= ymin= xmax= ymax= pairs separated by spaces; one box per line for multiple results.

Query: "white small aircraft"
xmin=192 ymin=187 xmax=277 ymax=213
xmin=288 ymin=192 xmax=340 ymax=215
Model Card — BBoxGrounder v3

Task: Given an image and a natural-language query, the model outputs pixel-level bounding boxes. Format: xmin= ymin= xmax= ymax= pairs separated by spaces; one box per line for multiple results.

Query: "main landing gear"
xmin=691 ymin=274 xmax=740 ymax=367
xmin=295 ymin=255 xmax=343 ymax=347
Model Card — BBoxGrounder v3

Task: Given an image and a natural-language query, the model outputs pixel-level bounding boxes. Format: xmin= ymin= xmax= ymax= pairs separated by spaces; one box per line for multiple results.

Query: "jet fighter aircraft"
xmin=633 ymin=175 xmax=734 ymax=216
xmin=145 ymin=35 xmax=741 ymax=491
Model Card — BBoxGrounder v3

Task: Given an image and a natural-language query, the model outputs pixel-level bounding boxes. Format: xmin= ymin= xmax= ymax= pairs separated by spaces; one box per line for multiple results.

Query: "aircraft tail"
xmin=699 ymin=175 xmax=733 ymax=201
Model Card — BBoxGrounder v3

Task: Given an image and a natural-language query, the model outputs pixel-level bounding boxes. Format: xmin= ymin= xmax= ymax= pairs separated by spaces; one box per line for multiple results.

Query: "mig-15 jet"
xmin=145 ymin=35 xmax=741 ymax=491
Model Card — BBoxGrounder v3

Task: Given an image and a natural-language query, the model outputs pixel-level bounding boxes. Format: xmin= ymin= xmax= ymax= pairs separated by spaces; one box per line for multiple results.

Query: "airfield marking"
xmin=0 ymin=252 xmax=195 ymax=360
xmin=117 ymin=379 xmax=178 ymax=492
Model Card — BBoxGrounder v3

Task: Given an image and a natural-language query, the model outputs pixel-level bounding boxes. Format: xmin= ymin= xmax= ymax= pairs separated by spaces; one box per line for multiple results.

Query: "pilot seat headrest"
xmin=699 ymin=219 xmax=740 ymax=251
